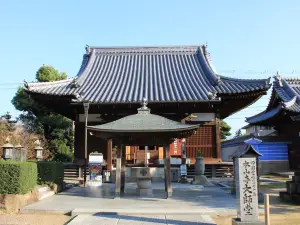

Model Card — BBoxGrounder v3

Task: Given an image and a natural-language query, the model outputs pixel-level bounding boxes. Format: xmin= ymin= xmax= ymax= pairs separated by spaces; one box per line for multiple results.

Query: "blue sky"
xmin=1 ymin=1 xmax=300 ymax=136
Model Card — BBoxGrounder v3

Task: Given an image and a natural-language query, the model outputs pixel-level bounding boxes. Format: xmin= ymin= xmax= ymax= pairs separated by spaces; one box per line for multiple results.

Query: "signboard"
xmin=173 ymin=138 xmax=178 ymax=155
xmin=89 ymin=153 xmax=103 ymax=164
xmin=235 ymin=157 xmax=258 ymax=222
xmin=180 ymin=164 xmax=187 ymax=176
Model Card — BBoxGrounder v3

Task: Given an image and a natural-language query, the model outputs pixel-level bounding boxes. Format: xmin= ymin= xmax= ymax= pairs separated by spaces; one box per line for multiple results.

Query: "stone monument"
xmin=280 ymin=170 xmax=300 ymax=204
xmin=231 ymin=144 xmax=264 ymax=225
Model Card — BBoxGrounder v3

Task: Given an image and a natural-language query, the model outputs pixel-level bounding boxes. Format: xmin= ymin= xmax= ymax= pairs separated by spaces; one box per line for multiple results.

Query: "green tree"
xmin=1 ymin=112 xmax=17 ymax=132
xmin=234 ymin=129 xmax=242 ymax=138
xmin=36 ymin=65 xmax=67 ymax=82
xmin=12 ymin=65 xmax=74 ymax=162
xmin=220 ymin=120 xmax=231 ymax=140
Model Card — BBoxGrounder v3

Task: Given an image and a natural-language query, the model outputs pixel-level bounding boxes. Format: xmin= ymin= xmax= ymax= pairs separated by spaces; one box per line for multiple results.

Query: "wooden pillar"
xmin=115 ymin=147 xmax=121 ymax=198
xmin=215 ymin=115 xmax=221 ymax=159
xmin=164 ymin=144 xmax=172 ymax=198
xmin=107 ymin=139 xmax=113 ymax=171
xmin=121 ymin=144 xmax=126 ymax=195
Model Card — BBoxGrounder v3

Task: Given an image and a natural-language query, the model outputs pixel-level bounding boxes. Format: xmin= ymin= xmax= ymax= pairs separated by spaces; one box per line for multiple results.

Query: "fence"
xmin=64 ymin=163 xmax=234 ymax=181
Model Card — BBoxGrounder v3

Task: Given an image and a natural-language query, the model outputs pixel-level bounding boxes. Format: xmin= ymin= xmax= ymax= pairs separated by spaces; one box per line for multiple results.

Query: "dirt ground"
xmin=213 ymin=182 xmax=300 ymax=225
xmin=0 ymin=213 xmax=71 ymax=225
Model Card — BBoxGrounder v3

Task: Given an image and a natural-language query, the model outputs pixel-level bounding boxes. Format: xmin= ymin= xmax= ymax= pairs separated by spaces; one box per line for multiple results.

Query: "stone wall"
xmin=259 ymin=161 xmax=290 ymax=175
xmin=0 ymin=190 xmax=38 ymax=213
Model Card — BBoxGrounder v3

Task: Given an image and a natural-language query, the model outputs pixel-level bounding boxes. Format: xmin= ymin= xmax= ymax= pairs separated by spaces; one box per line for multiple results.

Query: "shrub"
xmin=37 ymin=161 xmax=64 ymax=191
xmin=0 ymin=161 xmax=37 ymax=194
xmin=196 ymin=149 xmax=202 ymax=157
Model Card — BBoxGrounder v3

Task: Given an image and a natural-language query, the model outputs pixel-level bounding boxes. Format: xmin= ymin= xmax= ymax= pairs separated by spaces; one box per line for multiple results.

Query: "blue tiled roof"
xmin=246 ymin=105 xmax=282 ymax=124
xmin=246 ymin=75 xmax=300 ymax=124
xmin=26 ymin=45 xmax=270 ymax=104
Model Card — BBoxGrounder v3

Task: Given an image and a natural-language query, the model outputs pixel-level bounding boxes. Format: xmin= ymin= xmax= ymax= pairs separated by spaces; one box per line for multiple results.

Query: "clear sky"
xmin=1 ymin=1 xmax=300 ymax=136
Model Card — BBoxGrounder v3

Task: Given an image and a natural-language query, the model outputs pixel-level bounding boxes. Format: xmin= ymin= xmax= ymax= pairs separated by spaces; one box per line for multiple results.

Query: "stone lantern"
xmin=15 ymin=144 xmax=22 ymax=160
xmin=2 ymin=137 xmax=14 ymax=160
xmin=34 ymin=140 xmax=43 ymax=160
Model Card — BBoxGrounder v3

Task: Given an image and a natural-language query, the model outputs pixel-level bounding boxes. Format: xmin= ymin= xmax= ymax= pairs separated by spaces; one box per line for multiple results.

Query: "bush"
xmin=37 ymin=161 xmax=64 ymax=190
xmin=0 ymin=161 xmax=37 ymax=194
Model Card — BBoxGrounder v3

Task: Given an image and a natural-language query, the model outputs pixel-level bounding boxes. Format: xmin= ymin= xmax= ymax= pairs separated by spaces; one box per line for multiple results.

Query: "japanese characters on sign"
xmin=236 ymin=157 xmax=258 ymax=222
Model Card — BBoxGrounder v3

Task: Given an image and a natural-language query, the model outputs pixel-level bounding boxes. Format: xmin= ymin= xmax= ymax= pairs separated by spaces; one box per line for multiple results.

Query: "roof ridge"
xmin=219 ymin=75 xmax=271 ymax=84
xmin=26 ymin=78 xmax=73 ymax=88
xmin=88 ymin=45 xmax=202 ymax=54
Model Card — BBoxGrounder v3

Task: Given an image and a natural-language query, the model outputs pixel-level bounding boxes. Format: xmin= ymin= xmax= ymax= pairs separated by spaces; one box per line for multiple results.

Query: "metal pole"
xmin=83 ymin=102 xmax=89 ymax=188
xmin=180 ymin=138 xmax=187 ymax=183
xmin=264 ymin=194 xmax=270 ymax=225
xmin=84 ymin=114 xmax=87 ymax=187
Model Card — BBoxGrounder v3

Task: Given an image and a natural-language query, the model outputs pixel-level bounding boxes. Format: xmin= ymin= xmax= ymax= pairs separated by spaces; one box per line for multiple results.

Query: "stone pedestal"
xmin=232 ymin=218 xmax=264 ymax=225
xmin=280 ymin=170 xmax=300 ymax=204
xmin=136 ymin=178 xmax=152 ymax=196
xmin=131 ymin=167 xmax=153 ymax=197
xmin=193 ymin=175 xmax=208 ymax=185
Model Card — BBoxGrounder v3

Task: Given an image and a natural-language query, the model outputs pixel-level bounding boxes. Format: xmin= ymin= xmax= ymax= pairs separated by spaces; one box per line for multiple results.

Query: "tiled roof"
xmin=246 ymin=74 xmax=300 ymax=124
xmin=25 ymin=45 xmax=270 ymax=103
xmin=230 ymin=143 xmax=262 ymax=158
xmin=88 ymin=103 xmax=199 ymax=133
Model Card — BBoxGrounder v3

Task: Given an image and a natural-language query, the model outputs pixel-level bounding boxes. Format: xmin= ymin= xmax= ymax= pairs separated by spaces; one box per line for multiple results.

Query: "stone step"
xmin=71 ymin=208 xmax=216 ymax=216
xmin=67 ymin=214 xmax=217 ymax=225
xmin=39 ymin=190 xmax=55 ymax=200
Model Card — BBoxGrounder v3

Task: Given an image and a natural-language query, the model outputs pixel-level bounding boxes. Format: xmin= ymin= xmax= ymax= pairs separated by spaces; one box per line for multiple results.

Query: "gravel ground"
xmin=0 ymin=213 xmax=71 ymax=225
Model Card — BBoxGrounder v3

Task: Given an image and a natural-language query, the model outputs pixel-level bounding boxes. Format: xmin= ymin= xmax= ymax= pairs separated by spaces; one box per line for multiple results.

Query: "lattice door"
xmin=186 ymin=125 xmax=216 ymax=158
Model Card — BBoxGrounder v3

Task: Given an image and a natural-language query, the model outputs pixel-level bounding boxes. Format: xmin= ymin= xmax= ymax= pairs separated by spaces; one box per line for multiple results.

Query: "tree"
xmin=1 ymin=112 xmax=17 ymax=132
xmin=12 ymin=65 xmax=74 ymax=162
xmin=234 ymin=129 xmax=242 ymax=138
xmin=220 ymin=120 xmax=232 ymax=140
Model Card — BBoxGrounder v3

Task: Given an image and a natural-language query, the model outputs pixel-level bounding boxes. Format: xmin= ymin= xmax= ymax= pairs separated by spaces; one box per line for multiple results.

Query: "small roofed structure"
xmin=246 ymin=73 xmax=300 ymax=169
xmin=231 ymin=143 xmax=262 ymax=159
xmin=88 ymin=99 xmax=199 ymax=198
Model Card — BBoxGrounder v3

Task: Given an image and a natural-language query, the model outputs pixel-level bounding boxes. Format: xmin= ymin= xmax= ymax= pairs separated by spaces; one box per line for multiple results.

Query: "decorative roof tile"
xmin=25 ymin=45 xmax=270 ymax=103
xmin=246 ymin=74 xmax=300 ymax=124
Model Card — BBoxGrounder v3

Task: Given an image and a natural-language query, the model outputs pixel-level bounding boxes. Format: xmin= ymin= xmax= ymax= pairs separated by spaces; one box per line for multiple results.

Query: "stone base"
xmin=193 ymin=175 xmax=208 ymax=185
xmin=232 ymin=218 xmax=264 ymax=225
xmin=136 ymin=188 xmax=153 ymax=197
xmin=280 ymin=191 xmax=300 ymax=204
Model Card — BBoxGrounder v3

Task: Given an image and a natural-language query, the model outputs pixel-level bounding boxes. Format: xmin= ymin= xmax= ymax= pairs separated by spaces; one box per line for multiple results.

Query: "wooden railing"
xmin=187 ymin=164 xmax=234 ymax=178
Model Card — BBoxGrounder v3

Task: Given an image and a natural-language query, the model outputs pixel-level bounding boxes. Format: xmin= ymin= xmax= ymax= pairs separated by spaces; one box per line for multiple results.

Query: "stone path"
xmin=68 ymin=214 xmax=216 ymax=225
xmin=22 ymin=182 xmax=237 ymax=216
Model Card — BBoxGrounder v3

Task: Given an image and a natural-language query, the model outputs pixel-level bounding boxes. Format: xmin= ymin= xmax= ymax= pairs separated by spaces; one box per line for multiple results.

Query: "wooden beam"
xmin=164 ymin=144 xmax=172 ymax=198
xmin=115 ymin=147 xmax=121 ymax=198
xmin=121 ymin=144 xmax=126 ymax=195
xmin=215 ymin=116 xmax=221 ymax=159
xmin=107 ymin=139 xmax=113 ymax=171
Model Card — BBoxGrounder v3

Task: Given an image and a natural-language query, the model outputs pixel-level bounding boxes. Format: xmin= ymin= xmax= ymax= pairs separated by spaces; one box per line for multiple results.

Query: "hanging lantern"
xmin=2 ymin=137 xmax=14 ymax=160
xmin=34 ymin=140 xmax=43 ymax=160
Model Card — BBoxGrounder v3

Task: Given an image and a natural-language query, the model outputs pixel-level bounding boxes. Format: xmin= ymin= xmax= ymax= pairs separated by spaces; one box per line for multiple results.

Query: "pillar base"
xmin=193 ymin=175 xmax=208 ymax=185
xmin=232 ymin=218 xmax=264 ymax=225
xmin=136 ymin=188 xmax=153 ymax=196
